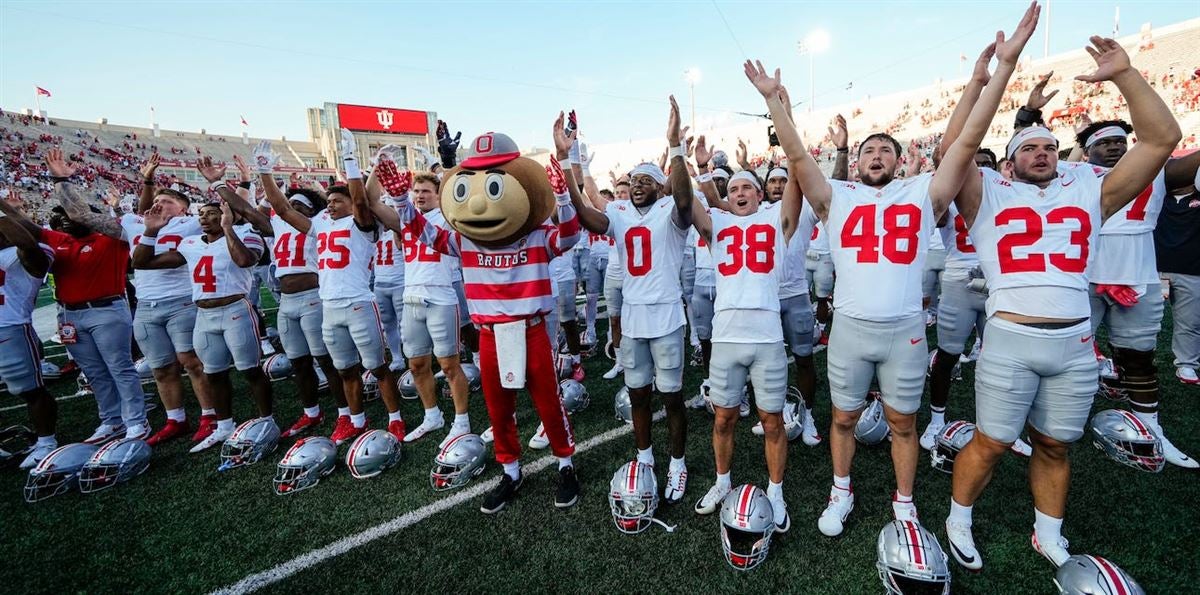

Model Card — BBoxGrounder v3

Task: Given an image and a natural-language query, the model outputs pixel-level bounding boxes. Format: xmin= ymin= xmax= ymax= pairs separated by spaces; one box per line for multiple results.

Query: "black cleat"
xmin=481 ymin=472 xmax=522 ymax=514
xmin=555 ymin=466 xmax=580 ymax=508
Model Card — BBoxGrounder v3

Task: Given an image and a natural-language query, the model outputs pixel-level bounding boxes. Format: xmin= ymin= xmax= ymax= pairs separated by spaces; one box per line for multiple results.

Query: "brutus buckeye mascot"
xmin=374 ymin=114 xmax=583 ymax=513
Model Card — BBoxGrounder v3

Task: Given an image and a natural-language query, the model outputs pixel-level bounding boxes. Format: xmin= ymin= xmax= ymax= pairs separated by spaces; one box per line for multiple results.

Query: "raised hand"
xmin=1075 ymin=36 xmax=1133 ymax=83
xmin=374 ymin=143 xmax=405 ymax=167
xmin=339 ymin=128 xmax=357 ymax=161
xmin=220 ymin=200 xmax=235 ymax=229
xmin=412 ymin=145 xmax=436 ymax=168
xmin=140 ymin=153 xmax=161 ymax=180
xmin=546 ymin=158 xmax=569 ymax=197
xmin=694 ymin=135 xmax=715 ymax=167
xmin=195 ymin=156 xmax=227 ymax=183
xmin=232 ymin=154 xmax=252 ymax=182
xmin=104 ymin=186 xmax=122 ymax=208
xmin=437 ymin=120 xmax=462 ymax=167
xmin=252 ymin=140 xmax=280 ymax=174
xmin=45 ymin=148 xmax=77 ymax=178
xmin=1073 ymin=112 xmax=1094 ymax=135
xmin=1025 ymin=71 xmax=1060 ymax=109
xmin=828 ymin=114 xmax=848 ymax=149
xmin=579 ymin=143 xmax=596 ymax=171
xmin=143 ymin=203 xmax=169 ymax=233
xmin=743 ymin=59 xmax=782 ymax=99
xmin=375 ymin=157 xmax=412 ymax=197
xmin=736 ymin=138 xmax=748 ymax=164
xmin=666 ymin=96 xmax=683 ymax=148
xmin=994 ymin=1 xmax=1040 ymax=65
xmin=552 ymin=111 xmax=576 ymax=159
xmin=972 ymin=43 xmax=997 ymax=85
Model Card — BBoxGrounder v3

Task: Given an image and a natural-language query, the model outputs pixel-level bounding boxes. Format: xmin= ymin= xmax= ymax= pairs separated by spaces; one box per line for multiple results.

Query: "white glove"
xmin=339 ymin=128 xmax=357 ymax=162
xmin=252 ymin=140 xmax=280 ymax=174
xmin=568 ymin=139 xmax=581 ymax=165
xmin=412 ymin=145 xmax=436 ymax=168
xmin=373 ymin=144 xmax=405 ymax=167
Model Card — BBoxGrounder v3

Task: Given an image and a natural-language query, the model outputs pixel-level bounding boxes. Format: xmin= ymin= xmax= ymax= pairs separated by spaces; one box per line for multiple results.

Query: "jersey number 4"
xmin=716 ymin=224 xmax=776 ymax=275
xmin=193 ymin=255 xmax=217 ymax=293
xmin=995 ymin=206 xmax=1090 ymax=274
xmin=317 ymin=230 xmax=351 ymax=270
xmin=841 ymin=203 xmax=922 ymax=264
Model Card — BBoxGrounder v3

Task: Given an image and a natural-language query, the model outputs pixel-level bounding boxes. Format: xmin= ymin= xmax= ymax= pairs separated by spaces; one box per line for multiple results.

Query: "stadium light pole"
xmin=685 ymin=68 xmax=701 ymax=131
xmin=798 ymin=29 xmax=831 ymax=113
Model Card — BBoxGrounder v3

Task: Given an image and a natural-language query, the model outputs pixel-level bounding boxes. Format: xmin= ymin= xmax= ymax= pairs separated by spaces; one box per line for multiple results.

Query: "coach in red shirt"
xmin=43 ymin=149 xmax=148 ymax=443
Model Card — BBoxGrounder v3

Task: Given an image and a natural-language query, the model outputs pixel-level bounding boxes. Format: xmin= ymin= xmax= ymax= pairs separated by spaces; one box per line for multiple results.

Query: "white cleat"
xmin=1176 ymin=367 xmax=1200 ymax=385
xmin=1097 ymin=356 xmax=1118 ymax=380
xmin=818 ymin=486 xmax=855 ymax=537
xmin=694 ymin=483 xmax=731 ymax=515
xmin=771 ymin=496 xmax=791 ymax=534
xmin=260 ymin=339 xmax=276 ymax=357
xmin=19 ymin=443 xmax=56 ymax=470
xmin=83 ymin=424 xmax=125 ymax=445
xmin=480 ymin=426 xmax=494 ymax=443
xmin=125 ymin=424 xmax=151 ymax=441
xmin=602 ymin=361 xmax=624 ymax=380
xmin=1010 ymin=438 xmax=1033 ymax=457
xmin=527 ymin=423 xmax=549 ymax=450
xmin=686 ymin=379 xmax=712 ymax=409
xmin=1160 ymin=433 xmax=1199 ymax=469
xmin=920 ymin=420 xmax=945 ymax=451
xmin=438 ymin=424 xmax=470 ymax=450
xmin=892 ymin=500 xmax=919 ymax=523
xmin=583 ymin=328 xmax=597 ymax=346
xmin=1032 ymin=532 xmax=1071 ymax=567
xmin=945 ymin=520 xmax=983 ymax=570
xmin=664 ymin=464 xmax=688 ymax=505
xmin=752 ymin=421 xmax=765 ymax=436
xmin=801 ymin=408 xmax=822 ymax=446
xmin=189 ymin=425 xmax=234 ymax=453
xmin=403 ymin=416 xmax=446 ymax=444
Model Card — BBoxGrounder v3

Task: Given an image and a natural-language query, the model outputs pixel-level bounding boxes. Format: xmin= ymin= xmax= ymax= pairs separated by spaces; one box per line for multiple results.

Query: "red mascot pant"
xmin=478 ymin=318 xmax=576 ymax=464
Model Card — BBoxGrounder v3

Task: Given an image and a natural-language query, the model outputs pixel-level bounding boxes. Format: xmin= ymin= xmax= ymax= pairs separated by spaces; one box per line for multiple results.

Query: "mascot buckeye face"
xmin=440 ymin=132 xmax=555 ymax=247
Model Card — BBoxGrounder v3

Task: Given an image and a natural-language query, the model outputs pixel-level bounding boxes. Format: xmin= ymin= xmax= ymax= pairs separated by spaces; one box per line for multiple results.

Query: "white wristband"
xmin=343 ymin=158 xmax=362 ymax=180
xmin=557 ymin=158 xmax=573 ymax=172
xmin=209 ymin=180 xmax=229 ymax=192
xmin=696 ymin=172 xmax=713 ymax=184
xmin=668 ymin=145 xmax=686 ymax=160
xmin=139 ymin=235 xmax=158 ymax=247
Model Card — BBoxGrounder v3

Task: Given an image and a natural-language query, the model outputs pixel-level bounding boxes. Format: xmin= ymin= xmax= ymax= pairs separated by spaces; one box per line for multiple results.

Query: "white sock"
xmin=217 ymin=418 xmax=235 ymax=433
xmin=572 ymin=354 xmax=581 ymax=365
xmin=949 ymin=499 xmax=974 ymax=526
xmin=350 ymin=412 xmax=366 ymax=427
xmin=892 ymin=491 xmax=914 ymax=511
xmin=337 ymin=407 xmax=351 ymax=417
xmin=303 ymin=406 xmax=320 ymax=418
xmin=558 ymin=456 xmax=573 ymax=470
xmin=637 ymin=447 xmax=654 ymax=467
xmin=166 ymin=408 xmax=186 ymax=422
xmin=1133 ymin=410 xmax=1161 ymax=431
xmin=669 ymin=456 xmax=686 ymax=472
xmin=423 ymin=407 xmax=441 ymax=424
xmin=453 ymin=412 xmax=470 ymax=428
xmin=930 ymin=407 xmax=946 ymax=427
xmin=833 ymin=474 xmax=851 ymax=491
xmin=715 ymin=472 xmax=731 ymax=490
xmin=503 ymin=461 xmax=520 ymax=480
xmin=767 ymin=480 xmax=783 ymax=501
xmin=388 ymin=410 xmax=404 ymax=423
xmin=1034 ymin=509 xmax=1063 ymax=543
xmin=201 ymin=408 xmax=216 ymax=417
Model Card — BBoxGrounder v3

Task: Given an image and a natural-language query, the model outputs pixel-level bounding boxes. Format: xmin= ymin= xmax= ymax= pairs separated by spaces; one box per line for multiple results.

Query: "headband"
xmin=628 ymin=163 xmax=666 ymax=184
xmin=711 ymin=169 xmax=730 ymax=180
xmin=1085 ymin=125 xmax=1129 ymax=148
xmin=729 ymin=170 xmax=761 ymax=190
xmin=767 ymin=168 xmax=788 ymax=180
xmin=1006 ymin=126 xmax=1058 ymax=159
xmin=289 ymin=194 xmax=314 ymax=210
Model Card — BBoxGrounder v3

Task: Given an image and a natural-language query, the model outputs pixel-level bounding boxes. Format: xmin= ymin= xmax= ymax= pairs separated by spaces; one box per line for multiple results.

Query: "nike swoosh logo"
xmin=353 ymin=306 xmax=364 ymax=311
xmin=1061 ymin=180 xmax=1074 ymax=187
xmin=231 ymin=315 xmax=241 ymax=320
xmin=910 ymin=338 xmax=922 ymax=345
xmin=950 ymin=542 xmax=976 ymax=564
xmin=0 ymin=338 xmax=9 ymax=345
xmin=1081 ymin=336 xmax=1091 ymax=343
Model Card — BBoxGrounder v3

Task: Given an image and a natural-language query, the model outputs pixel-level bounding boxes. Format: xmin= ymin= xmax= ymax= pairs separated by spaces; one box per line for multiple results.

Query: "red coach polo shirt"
xmin=40 ymin=229 xmax=129 ymax=305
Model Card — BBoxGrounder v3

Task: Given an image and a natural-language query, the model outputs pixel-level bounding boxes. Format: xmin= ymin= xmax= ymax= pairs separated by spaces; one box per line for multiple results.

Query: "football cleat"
xmin=663 ymin=464 xmax=688 ymax=505
xmin=481 ymin=472 xmax=522 ymax=514
xmin=555 ymin=465 xmax=580 ymax=508
xmin=330 ymin=416 xmax=365 ymax=446
xmin=818 ymin=485 xmax=855 ymax=537
xmin=83 ymin=424 xmax=125 ymax=445
xmin=770 ymin=495 xmax=790 ymax=534
xmin=403 ymin=415 xmax=445 ymax=444
xmin=480 ymin=426 xmax=494 ymax=443
xmin=1032 ymin=532 xmax=1072 ymax=568
xmin=387 ymin=419 xmax=406 ymax=442
xmin=695 ymin=482 xmax=732 ymax=515
xmin=921 ymin=419 xmax=947 ymax=451
xmin=528 ymin=423 xmax=549 ymax=449
xmin=945 ymin=519 xmax=983 ymax=571
xmin=20 ymin=442 xmax=56 ymax=471
xmin=189 ymin=424 xmax=232 ymax=453
xmin=801 ymin=406 xmax=822 ymax=446
xmin=1176 ymin=367 xmax=1200 ymax=385
xmin=1010 ymin=437 xmax=1033 ymax=457
xmin=1161 ymin=432 xmax=1199 ymax=469
xmin=146 ymin=419 xmax=191 ymax=447
xmin=281 ymin=413 xmax=324 ymax=439
xmin=192 ymin=415 xmax=217 ymax=443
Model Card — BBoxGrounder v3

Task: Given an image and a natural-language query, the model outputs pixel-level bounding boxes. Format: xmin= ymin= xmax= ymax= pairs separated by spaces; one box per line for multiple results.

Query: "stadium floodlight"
xmin=798 ymin=29 xmax=832 ymax=112
xmin=684 ymin=68 xmax=702 ymax=130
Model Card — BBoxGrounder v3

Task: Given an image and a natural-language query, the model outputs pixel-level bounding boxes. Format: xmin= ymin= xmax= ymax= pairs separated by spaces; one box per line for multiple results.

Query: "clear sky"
xmin=2 ymin=1 xmax=1196 ymax=150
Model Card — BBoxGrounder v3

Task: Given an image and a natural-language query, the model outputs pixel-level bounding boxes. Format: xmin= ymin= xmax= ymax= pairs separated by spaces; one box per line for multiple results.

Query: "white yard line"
xmin=211 ymin=412 xmax=653 ymax=595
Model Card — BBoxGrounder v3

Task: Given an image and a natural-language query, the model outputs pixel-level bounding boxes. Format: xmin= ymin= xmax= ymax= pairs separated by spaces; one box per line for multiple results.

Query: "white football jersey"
xmin=374 ymin=229 xmax=405 ymax=287
xmin=549 ymin=251 xmax=575 ymax=283
xmin=605 ymin=197 xmax=687 ymax=305
xmin=941 ymin=201 xmax=979 ymax=270
xmin=1088 ymin=168 xmax=1163 ymax=285
xmin=809 ymin=220 xmax=830 ymax=253
xmin=710 ymin=204 xmax=786 ymax=344
xmin=589 ymin=232 xmax=613 ymax=263
xmin=401 ymin=208 xmax=458 ymax=305
xmin=971 ymin=167 xmax=1102 ymax=319
xmin=827 ymin=175 xmax=934 ymax=321
xmin=270 ymin=214 xmax=318 ymax=278
xmin=177 ymin=231 xmax=265 ymax=301
xmin=688 ymin=227 xmax=715 ymax=287
xmin=778 ymin=201 xmax=819 ymax=299
xmin=0 ymin=244 xmax=52 ymax=326
xmin=121 ymin=214 xmax=202 ymax=301
xmin=308 ymin=210 xmax=379 ymax=304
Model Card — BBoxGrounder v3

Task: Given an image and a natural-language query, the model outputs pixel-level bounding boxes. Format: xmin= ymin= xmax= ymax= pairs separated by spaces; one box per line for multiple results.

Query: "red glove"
xmin=546 ymin=158 xmax=568 ymax=197
xmin=1097 ymin=284 xmax=1139 ymax=307
xmin=376 ymin=158 xmax=412 ymax=197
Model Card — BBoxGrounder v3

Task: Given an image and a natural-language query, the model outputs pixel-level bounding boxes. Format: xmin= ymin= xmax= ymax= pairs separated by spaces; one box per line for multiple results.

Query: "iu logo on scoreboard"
xmin=376 ymin=109 xmax=394 ymax=130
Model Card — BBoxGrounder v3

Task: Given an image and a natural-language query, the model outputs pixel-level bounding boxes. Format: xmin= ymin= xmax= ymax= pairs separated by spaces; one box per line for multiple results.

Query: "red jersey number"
xmin=273 ymin=232 xmax=308 ymax=268
xmin=841 ymin=203 xmax=922 ymax=265
xmin=376 ymin=238 xmax=398 ymax=266
xmin=625 ymin=226 xmax=652 ymax=276
xmin=401 ymin=228 xmax=440 ymax=263
xmin=716 ymin=224 xmax=776 ymax=276
xmin=995 ymin=206 xmax=1091 ymax=274
xmin=953 ymin=215 xmax=975 ymax=254
xmin=317 ymin=230 xmax=351 ymax=270
xmin=1125 ymin=184 xmax=1153 ymax=221
xmin=193 ymin=255 xmax=217 ymax=293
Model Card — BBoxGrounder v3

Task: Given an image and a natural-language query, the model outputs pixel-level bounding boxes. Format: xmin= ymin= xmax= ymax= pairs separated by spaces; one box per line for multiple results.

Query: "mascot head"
xmin=439 ymin=132 xmax=555 ymax=247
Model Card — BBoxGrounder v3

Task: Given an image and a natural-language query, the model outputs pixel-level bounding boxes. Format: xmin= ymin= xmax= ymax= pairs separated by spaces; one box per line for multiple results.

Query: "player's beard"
xmin=1013 ymin=162 xmax=1057 ymax=185
xmin=860 ymin=168 xmax=894 ymax=187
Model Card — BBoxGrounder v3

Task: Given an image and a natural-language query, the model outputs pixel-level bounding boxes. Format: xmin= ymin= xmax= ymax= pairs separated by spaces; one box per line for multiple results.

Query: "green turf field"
xmin=1 ymin=296 xmax=1196 ymax=594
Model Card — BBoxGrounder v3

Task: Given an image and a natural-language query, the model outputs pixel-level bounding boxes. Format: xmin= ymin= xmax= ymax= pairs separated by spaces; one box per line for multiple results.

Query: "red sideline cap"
xmin=461 ymin=132 xmax=521 ymax=169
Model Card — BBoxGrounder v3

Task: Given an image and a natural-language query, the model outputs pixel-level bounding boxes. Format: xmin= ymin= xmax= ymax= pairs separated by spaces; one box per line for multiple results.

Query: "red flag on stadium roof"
xmin=240 ymin=115 xmax=248 ymax=127
xmin=36 ymin=86 xmax=52 ymax=97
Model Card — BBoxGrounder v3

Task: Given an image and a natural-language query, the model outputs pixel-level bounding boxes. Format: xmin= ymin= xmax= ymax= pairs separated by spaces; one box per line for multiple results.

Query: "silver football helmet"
xmin=607 ymin=460 xmax=660 ymax=534
xmin=78 ymin=438 xmax=151 ymax=494
xmin=560 ymin=379 xmax=589 ymax=414
xmin=24 ymin=443 xmax=99 ymax=502
xmin=76 ymin=373 xmax=93 ymax=396
xmin=361 ymin=369 xmax=381 ymax=402
xmin=1090 ymin=409 xmax=1164 ymax=473
xmin=781 ymin=387 xmax=805 ymax=442
xmin=556 ymin=353 xmax=575 ymax=381
xmin=262 ymin=354 xmax=293 ymax=382
xmin=399 ymin=369 xmax=418 ymax=399
xmin=40 ymin=359 xmax=63 ymax=381
xmin=930 ymin=420 xmax=976 ymax=474
xmin=430 ymin=433 xmax=487 ymax=490
xmin=219 ymin=417 xmax=280 ymax=471
xmin=274 ymin=436 xmax=337 ymax=495
xmin=926 ymin=349 xmax=961 ymax=382
xmin=614 ymin=386 xmax=632 ymax=424
xmin=346 ymin=429 xmax=403 ymax=479
xmin=720 ymin=484 xmax=776 ymax=570
xmin=855 ymin=394 xmax=891 ymax=445
xmin=876 ymin=520 xmax=951 ymax=595
xmin=0 ymin=425 xmax=36 ymax=467
xmin=1054 ymin=554 xmax=1145 ymax=595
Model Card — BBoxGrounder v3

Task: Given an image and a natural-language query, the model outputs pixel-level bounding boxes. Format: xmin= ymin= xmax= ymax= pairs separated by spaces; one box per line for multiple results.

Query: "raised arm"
xmin=0 ymin=200 xmax=51 ymax=277
xmin=829 ymin=115 xmax=850 ymax=181
xmin=558 ymin=114 xmax=610 ymax=235
xmin=365 ymin=163 xmax=407 ymax=234
xmin=338 ymin=129 xmax=376 ymax=230
xmin=44 ymin=148 xmax=123 ymax=240
xmin=744 ymin=59 xmax=832 ymax=220
xmin=220 ymin=202 xmax=262 ymax=268
xmin=950 ymin=2 xmax=1041 ymax=226
xmin=666 ymin=96 xmax=694 ymax=230
xmin=252 ymin=141 xmax=310 ymax=234
xmin=1164 ymin=152 xmax=1200 ymax=192
xmin=546 ymin=157 xmax=582 ymax=255
xmin=136 ymin=153 xmax=161 ymax=214
xmin=131 ymin=204 xmax=188 ymax=269
xmin=1090 ymin=36 xmax=1183 ymax=219
xmin=196 ymin=156 xmax=271 ymax=235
